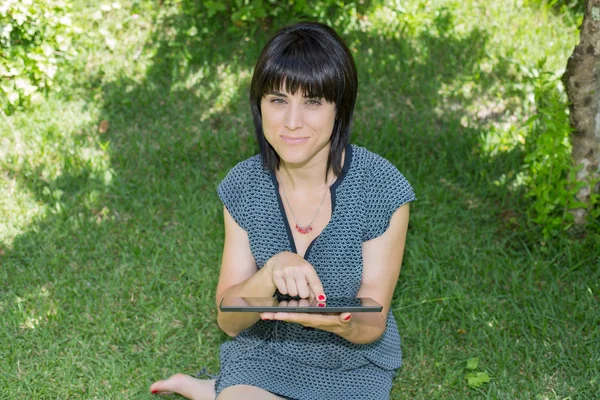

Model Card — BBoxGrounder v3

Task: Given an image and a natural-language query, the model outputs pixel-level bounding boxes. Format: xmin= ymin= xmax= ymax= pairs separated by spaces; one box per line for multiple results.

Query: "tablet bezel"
xmin=219 ymin=296 xmax=383 ymax=313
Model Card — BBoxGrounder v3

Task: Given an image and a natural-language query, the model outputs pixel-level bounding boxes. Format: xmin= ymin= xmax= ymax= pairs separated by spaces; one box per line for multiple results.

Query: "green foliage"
xmin=0 ymin=0 xmax=77 ymax=112
xmin=466 ymin=357 xmax=479 ymax=370
xmin=224 ymin=0 xmax=359 ymax=29
xmin=174 ymin=0 xmax=364 ymax=37
xmin=2 ymin=1 xmax=600 ymax=398
xmin=464 ymin=357 xmax=491 ymax=388
xmin=466 ymin=372 xmax=491 ymax=388
xmin=521 ymin=60 xmax=594 ymax=238
xmin=525 ymin=0 xmax=586 ymax=19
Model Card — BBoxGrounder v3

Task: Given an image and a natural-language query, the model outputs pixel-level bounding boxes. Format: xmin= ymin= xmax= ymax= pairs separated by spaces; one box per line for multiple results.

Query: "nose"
xmin=284 ymin=103 xmax=303 ymax=131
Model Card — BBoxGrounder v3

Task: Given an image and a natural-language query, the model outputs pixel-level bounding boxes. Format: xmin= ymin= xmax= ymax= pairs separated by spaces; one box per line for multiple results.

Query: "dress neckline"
xmin=270 ymin=143 xmax=353 ymax=260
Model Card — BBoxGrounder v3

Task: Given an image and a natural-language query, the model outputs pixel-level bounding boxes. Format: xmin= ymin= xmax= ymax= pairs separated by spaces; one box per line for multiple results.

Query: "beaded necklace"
xmin=281 ymin=180 xmax=332 ymax=234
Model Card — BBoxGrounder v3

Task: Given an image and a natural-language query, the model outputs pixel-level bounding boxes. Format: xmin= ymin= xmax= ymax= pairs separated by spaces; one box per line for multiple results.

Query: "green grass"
xmin=1 ymin=0 xmax=599 ymax=399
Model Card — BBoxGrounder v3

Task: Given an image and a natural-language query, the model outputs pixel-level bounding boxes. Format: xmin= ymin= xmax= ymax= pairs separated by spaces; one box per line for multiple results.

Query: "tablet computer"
xmin=219 ymin=297 xmax=383 ymax=313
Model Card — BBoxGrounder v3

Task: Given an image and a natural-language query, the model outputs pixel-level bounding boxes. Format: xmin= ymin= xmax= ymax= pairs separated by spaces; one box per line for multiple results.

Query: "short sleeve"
xmin=362 ymin=157 xmax=416 ymax=242
xmin=217 ymin=163 xmax=248 ymax=232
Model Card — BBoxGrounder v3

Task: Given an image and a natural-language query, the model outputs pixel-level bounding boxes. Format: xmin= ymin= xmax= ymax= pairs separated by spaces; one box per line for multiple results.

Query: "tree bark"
xmin=562 ymin=0 xmax=600 ymax=224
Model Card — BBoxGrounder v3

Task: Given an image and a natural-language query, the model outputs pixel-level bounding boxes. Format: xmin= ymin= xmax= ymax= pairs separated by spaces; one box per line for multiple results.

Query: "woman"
xmin=151 ymin=21 xmax=415 ymax=400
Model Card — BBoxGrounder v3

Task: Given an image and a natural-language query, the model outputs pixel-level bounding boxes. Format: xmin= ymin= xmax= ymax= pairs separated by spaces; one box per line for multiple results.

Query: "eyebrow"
xmin=266 ymin=91 xmax=287 ymax=97
xmin=266 ymin=91 xmax=322 ymax=99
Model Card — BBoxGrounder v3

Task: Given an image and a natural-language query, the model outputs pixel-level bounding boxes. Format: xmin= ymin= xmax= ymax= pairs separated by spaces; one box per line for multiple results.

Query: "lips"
xmin=281 ymin=135 xmax=309 ymax=144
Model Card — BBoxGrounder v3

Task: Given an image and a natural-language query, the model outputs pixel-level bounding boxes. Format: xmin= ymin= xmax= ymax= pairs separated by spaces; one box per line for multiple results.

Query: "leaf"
xmin=466 ymin=357 xmax=479 ymax=370
xmin=466 ymin=371 xmax=490 ymax=388
xmin=105 ymin=36 xmax=116 ymax=50
xmin=7 ymin=89 xmax=19 ymax=104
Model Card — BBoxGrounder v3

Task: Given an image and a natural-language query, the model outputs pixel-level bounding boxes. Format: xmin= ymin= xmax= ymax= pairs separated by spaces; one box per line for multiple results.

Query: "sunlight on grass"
xmin=366 ymin=0 xmax=578 ymax=157
xmin=365 ymin=1 xmax=407 ymax=38
xmin=1 ymin=1 xmax=597 ymax=398
xmin=72 ymin=1 xmax=157 ymax=85
xmin=0 ymin=177 xmax=47 ymax=245
xmin=440 ymin=1 xmax=578 ymax=159
xmin=170 ymin=66 xmax=208 ymax=93
xmin=14 ymin=283 xmax=59 ymax=331
xmin=0 ymin=100 xmax=113 ymax=245
xmin=197 ymin=64 xmax=252 ymax=122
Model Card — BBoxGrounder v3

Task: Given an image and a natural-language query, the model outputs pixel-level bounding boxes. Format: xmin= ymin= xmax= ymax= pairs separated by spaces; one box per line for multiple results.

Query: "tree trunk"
xmin=562 ymin=0 xmax=600 ymax=224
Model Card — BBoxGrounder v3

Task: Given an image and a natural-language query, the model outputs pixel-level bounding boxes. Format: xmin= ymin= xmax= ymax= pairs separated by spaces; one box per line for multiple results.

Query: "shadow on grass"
xmin=2 ymin=4 xmax=598 ymax=399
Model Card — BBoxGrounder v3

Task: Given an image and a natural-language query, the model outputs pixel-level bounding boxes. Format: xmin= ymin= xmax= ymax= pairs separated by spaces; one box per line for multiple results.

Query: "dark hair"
xmin=250 ymin=21 xmax=358 ymax=177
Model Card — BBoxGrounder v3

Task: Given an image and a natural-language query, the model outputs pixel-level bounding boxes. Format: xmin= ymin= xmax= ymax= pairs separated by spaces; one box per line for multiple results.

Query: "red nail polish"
xmin=318 ymin=294 xmax=325 ymax=301
xmin=151 ymin=390 xmax=158 ymax=394
xmin=317 ymin=303 xmax=325 ymax=307
xmin=344 ymin=315 xmax=351 ymax=321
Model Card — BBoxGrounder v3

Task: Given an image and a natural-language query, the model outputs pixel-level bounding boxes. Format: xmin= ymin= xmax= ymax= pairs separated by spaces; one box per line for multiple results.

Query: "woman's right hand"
xmin=266 ymin=251 xmax=326 ymax=300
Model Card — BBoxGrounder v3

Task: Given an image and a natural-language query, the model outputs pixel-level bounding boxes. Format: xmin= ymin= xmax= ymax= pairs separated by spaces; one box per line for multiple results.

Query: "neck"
xmin=278 ymin=148 xmax=344 ymax=191
xmin=279 ymin=161 xmax=330 ymax=192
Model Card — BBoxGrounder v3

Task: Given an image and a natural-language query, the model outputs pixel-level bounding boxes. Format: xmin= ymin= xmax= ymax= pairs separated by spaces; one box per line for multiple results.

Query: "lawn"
xmin=1 ymin=1 xmax=599 ymax=399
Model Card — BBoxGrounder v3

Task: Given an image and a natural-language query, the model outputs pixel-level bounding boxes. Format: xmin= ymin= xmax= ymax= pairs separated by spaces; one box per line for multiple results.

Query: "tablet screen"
xmin=219 ymin=296 xmax=383 ymax=313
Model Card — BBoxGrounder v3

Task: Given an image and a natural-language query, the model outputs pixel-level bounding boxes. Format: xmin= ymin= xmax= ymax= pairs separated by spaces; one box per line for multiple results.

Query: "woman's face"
xmin=261 ymin=88 xmax=336 ymax=168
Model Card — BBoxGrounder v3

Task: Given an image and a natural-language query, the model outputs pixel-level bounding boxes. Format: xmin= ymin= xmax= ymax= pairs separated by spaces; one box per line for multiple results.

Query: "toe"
xmin=150 ymin=373 xmax=193 ymax=395
xmin=150 ymin=379 xmax=174 ymax=395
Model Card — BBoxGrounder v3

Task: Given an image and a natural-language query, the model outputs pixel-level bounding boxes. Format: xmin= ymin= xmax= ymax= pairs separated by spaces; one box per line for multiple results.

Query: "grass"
xmin=1 ymin=0 xmax=599 ymax=398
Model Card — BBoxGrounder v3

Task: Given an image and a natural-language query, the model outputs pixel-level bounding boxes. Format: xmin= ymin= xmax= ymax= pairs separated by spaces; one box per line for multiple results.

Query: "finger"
xmin=272 ymin=312 xmax=292 ymax=321
xmin=287 ymin=299 xmax=298 ymax=307
xmin=296 ymin=274 xmax=311 ymax=299
xmin=279 ymin=300 xmax=288 ymax=307
xmin=273 ymin=312 xmax=313 ymax=324
xmin=273 ymin=270 xmax=288 ymax=295
xmin=298 ymin=298 xmax=309 ymax=307
xmin=260 ymin=312 xmax=275 ymax=320
xmin=339 ymin=313 xmax=352 ymax=323
xmin=305 ymin=268 xmax=325 ymax=301
xmin=285 ymin=277 xmax=299 ymax=297
xmin=274 ymin=312 xmax=338 ymax=328
xmin=308 ymin=286 xmax=317 ymax=300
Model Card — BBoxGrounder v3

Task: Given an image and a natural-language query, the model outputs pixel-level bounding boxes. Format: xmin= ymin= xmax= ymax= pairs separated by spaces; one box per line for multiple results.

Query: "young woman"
xmin=151 ymin=21 xmax=415 ymax=400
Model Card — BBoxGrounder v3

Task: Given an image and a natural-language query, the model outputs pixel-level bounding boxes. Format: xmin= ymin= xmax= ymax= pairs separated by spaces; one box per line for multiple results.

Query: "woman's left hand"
xmin=259 ymin=299 xmax=353 ymax=335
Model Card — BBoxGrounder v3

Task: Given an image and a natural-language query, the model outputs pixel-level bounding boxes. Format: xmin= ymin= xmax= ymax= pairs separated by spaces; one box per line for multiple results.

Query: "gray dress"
xmin=215 ymin=144 xmax=416 ymax=399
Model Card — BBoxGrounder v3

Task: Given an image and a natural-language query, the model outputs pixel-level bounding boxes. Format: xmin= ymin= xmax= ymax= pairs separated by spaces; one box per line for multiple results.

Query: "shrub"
xmin=192 ymin=0 xmax=364 ymax=36
xmin=209 ymin=0 xmax=352 ymax=26
xmin=522 ymin=62 xmax=595 ymax=238
xmin=0 ymin=0 xmax=77 ymax=112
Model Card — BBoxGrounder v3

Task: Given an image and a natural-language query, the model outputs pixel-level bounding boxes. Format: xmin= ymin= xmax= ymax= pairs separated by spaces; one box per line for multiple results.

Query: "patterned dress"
xmin=215 ymin=144 xmax=416 ymax=399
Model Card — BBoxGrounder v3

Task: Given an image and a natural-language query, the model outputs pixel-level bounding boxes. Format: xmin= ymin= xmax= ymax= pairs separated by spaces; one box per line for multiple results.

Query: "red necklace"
xmin=281 ymin=181 xmax=331 ymax=235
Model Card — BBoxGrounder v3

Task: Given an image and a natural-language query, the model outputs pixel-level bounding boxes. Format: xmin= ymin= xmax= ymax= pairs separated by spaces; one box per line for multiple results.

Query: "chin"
xmin=278 ymin=152 xmax=309 ymax=166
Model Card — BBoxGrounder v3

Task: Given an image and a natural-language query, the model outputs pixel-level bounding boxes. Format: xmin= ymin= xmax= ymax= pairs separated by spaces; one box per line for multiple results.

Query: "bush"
xmin=525 ymin=0 xmax=586 ymax=18
xmin=522 ymin=62 xmax=596 ymax=238
xmin=208 ymin=0 xmax=359 ymax=29
xmin=173 ymin=0 xmax=365 ymax=38
xmin=0 ymin=0 xmax=77 ymax=112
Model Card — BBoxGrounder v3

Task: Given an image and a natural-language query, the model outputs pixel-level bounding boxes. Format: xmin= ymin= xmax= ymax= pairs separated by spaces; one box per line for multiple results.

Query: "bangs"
xmin=250 ymin=21 xmax=358 ymax=175
xmin=255 ymin=37 xmax=341 ymax=103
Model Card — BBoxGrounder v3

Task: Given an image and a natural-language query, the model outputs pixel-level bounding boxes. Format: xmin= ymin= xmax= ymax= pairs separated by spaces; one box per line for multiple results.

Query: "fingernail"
xmin=317 ymin=303 xmax=325 ymax=307
xmin=344 ymin=314 xmax=351 ymax=321
xmin=151 ymin=390 xmax=158 ymax=394
xmin=317 ymin=294 xmax=326 ymax=301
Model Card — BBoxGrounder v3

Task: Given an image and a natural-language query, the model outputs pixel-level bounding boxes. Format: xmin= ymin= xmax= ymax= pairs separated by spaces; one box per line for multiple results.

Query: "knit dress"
xmin=215 ymin=144 xmax=416 ymax=399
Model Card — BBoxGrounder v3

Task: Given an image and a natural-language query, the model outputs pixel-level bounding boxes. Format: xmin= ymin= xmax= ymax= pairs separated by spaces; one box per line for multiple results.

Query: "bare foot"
xmin=150 ymin=373 xmax=216 ymax=400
